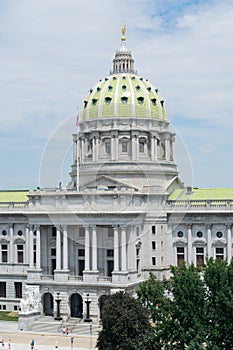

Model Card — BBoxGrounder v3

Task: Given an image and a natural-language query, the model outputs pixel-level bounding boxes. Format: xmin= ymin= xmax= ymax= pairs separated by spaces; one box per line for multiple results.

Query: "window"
xmin=51 ymin=248 xmax=56 ymax=256
xmin=197 ymin=231 xmax=203 ymax=238
xmin=108 ymin=228 xmax=114 ymax=237
xmin=14 ymin=282 xmax=22 ymax=298
xmin=1 ymin=244 xmax=8 ymax=263
xmin=177 ymin=247 xmax=185 ymax=266
xmin=33 ymin=244 xmax=36 ymax=264
xmin=216 ymin=247 xmax=224 ymax=260
xmin=177 ymin=231 xmax=183 ymax=238
xmin=121 ymin=97 xmax=128 ymax=104
xmin=107 ymin=249 xmax=114 ymax=257
xmin=92 ymin=98 xmax=98 ymax=106
xmin=151 ymin=98 xmax=156 ymax=106
xmin=105 ymin=97 xmax=112 ymax=105
xmin=136 ymin=227 xmax=140 ymax=236
xmin=0 ymin=282 xmax=6 ymax=298
xmin=152 ymin=241 xmax=156 ymax=250
xmin=161 ymin=241 xmax=164 ymax=249
xmin=216 ymin=231 xmax=223 ymax=238
xmin=122 ymin=85 xmax=127 ymax=92
xmin=122 ymin=141 xmax=128 ymax=153
xmin=18 ymin=230 xmax=23 ymax=236
xmin=196 ymin=247 xmax=204 ymax=267
xmin=152 ymin=226 xmax=156 ymax=234
xmin=139 ymin=142 xmax=145 ymax=153
xmin=105 ymin=141 xmax=111 ymax=154
xmin=52 ymin=227 xmax=56 ymax=237
xmin=137 ymin=97 xmax=144 ymax=105
xmin=152 ymin=257 xmax=156 ymax=266
xmin=2 ymin=230 xmax=7 ymax=236
xmin=108 ymin=85 xmax=113 ymax=92
xmin=17 ymin=245 xmax=24 ymax=263
xmin=79 ymin=227 xmax=85 ymax=237
xmin=78 ymin=249 xmax=85 ymax=257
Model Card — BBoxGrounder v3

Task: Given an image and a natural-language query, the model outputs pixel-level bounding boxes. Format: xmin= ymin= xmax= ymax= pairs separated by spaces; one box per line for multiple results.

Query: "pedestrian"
xmin=62 ymin=327 xmax=66 ymax=336
xmin=2 ymin=339 xmax=4 ymax=348
xmin=30 ymin=339 xmax=35 ymax=350
xmin=7 ymin=340 xmax=11 ymax=350
xmin=65 ymin=327 xmax=69 ymax=335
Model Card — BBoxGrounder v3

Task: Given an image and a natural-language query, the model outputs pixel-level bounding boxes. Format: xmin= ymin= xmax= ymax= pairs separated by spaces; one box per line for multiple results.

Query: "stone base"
xmin=83 ymin=270 xmax=99 ymax=283
xmin=27 ymin=269 xmax=43 ymax=280
xmin=112 ymin=271 xmax=129 ymax=283
xmin=54 ymin=269 xmax=70 ymax=282
xmin=18 ymin=311 xmax=40 ymax=331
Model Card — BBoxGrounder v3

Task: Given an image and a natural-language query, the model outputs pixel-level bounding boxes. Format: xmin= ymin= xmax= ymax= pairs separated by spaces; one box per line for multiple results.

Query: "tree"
xmin=96 ymin=291 xmax=157 ymax=350
xmin=137 ymin=264 xmax=207 ymax=349
xmin=204 ymin=258 xmax=233 ymax=349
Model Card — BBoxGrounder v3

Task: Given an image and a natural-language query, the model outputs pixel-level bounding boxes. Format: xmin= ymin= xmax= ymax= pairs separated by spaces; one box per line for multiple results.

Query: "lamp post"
xmin=84 ymin=293 xmax=92 ymax=322
xmin=55 ymin=292 xmax=62 ymax=321
xmin=70 ymin=337 xmax=74 ymax=350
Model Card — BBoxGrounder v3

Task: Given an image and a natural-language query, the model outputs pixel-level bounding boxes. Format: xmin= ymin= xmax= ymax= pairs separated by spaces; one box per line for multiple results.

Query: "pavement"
xmin=0 ymin=321 xmax=98 ymax=350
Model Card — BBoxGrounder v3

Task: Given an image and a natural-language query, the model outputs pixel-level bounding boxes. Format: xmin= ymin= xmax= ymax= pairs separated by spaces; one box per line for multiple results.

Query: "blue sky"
xmin=0 ymin=0 xmax=233 ymax=188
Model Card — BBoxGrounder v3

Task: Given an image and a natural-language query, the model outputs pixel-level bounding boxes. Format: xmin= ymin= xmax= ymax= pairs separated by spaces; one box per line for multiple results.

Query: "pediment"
xmin=81 ymin=175 xmax=139 ymax=191
xmin=165 ymin=176 xmax=185 ymax=194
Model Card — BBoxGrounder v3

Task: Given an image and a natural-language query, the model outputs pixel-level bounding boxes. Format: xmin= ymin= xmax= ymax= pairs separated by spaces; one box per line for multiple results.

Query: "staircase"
xmin=29 ymin=316 xmax=100 ymax=336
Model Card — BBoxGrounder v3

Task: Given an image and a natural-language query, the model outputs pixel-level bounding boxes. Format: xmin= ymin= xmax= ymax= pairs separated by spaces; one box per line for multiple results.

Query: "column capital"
xmin=206 ymin=224 xmax=212 ymax=229
xmin=226 ymin=223 xmax=232 ymax=229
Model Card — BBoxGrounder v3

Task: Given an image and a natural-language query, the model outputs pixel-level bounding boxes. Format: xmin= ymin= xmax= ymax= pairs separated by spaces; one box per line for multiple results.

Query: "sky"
xmin=0 ymin=0 xmax=233 ymax=189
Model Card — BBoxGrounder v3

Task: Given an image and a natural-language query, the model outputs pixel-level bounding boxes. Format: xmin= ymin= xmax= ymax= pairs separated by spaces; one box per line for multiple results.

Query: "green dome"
xmin=80 ymin=73 xmax=167 ymax=122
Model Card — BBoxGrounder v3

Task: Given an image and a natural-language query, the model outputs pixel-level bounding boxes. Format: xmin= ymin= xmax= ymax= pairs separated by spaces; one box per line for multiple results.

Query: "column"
xmin=135 ymin=136 xmax=139 ymax=161
xmin=111 ymin=135 xmax=115 ymax=161
xmin=56 ymin=226 xmax=61 ymax=270
xmin=92 ymin=138 xmax=96 ymax=161
xmin=151 ymin=135 xmax=155 ymax=161
xmin=132 ymin=134 xmax=136 ymax=161
xmin=121 ymin=226 xmax=127 ymax=271
xmin=113 ymin=226 xmax=119 ymax=271
xmin=63 ymin=226 xmax=68 ymax=270
xmin=115 ymin=135 xmax=119 ymax=161
xmin=29 ymin=226 xmax=34 ymax=268
xmin=25 ymin=226 xmax=30 ymax=264
xmin=187 ymin=224 xmax=192 ymax=265
xmin=80 ymin=137 xmax=84 ymax=162
xmin=73 ymin=135 xmax=77 ymax=164
xmin=84 ymin=226 xmax=90 ymax=271
xmin=92 ymin=226 xmax=98 ymax=271
xmin=9 ymin=224 xmax=14 ymax=264
xmin=36 ymin=226 xmax=41 ymax=269
xmin=206 ymin=224 xmax=212 ymax=260
xmin=226 ymin=224 xmax=232 ymax=264
xmin=95 ymin=136 xmax=99 ymax=161
xmin=165 ymin=135 xmax=170 ymax=161
xmin=154 ymin=137 xmax=158 ymax=161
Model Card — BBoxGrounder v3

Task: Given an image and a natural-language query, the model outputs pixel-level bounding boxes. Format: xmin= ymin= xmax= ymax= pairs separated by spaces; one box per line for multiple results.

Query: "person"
xmin=7 ymin=340 xmax=10 ymax=350
xmin=65 ymin=327 xmax=69 ymax=336
xmin=30 ymin=339 xmax=35 ymax=350
xmin=62 ymin=328 xmax=66 ymax=336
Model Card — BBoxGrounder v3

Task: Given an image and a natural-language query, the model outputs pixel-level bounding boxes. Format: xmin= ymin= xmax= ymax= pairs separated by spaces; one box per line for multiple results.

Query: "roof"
xmin=0 ymin=189 xmax=29 ymax=202
xmin=169 ymin=188 xmax=233 ymax=201
xmin=80 ymin=73 xmax=167 ymax=122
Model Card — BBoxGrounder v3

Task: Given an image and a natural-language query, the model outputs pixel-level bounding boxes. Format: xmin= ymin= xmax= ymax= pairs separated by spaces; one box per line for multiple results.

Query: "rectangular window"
xmin=52 ymin=227 xmax=57 ymax=237
xmin=33 ymin=244 xmax=36 ymax=264
xmin=17 ymin=245 xmax=24 ymax=263
xmin=1 ymin=245 xmax=8 ymax=263
xmin=78 ymin=249 xmax=85 ymax=257
xmin=105 ymin=141 xmax=111 ymax=154
xmin=177 ymin=247 xmax=185 ymax=266
xmin=139 ymin=142 xmax=145 ymax=153
xmin=14 ymin=282 xmax=22 ymax=299
xmin=108 ymin=228 xmax=114 ymax=237
xmin=51 ymin=248 xmax=56 ymax=256
xmin=216 ymin=247 xmax=224 ymax=260
xmin=79 ymin=227 xmax=85 ymax=237
xmin=107 ymin=249 xmax=114 ymax=257
xmin=152 ymin=257 xmax=156 ymax=266
xmin=122 ymin=141 xmax=128 ymax=153
xmin=152 ymin=226 xmax=156 ymax=234
xmin=196 ymin=247 xmax=204 ymax=267
xmin=152 ymin=241 xmax=156 ymax=250
xmin=0 ymin=282 xmax=6 ymax=298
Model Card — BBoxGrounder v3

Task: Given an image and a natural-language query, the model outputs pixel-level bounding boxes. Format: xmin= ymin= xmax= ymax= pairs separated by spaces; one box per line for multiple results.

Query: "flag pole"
xmin=76 ymin=111 xmax=80 ymax=192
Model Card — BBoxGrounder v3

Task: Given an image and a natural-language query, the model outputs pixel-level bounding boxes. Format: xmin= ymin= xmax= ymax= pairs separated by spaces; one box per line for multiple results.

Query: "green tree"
xmin=204 ymin=258 xmax=233 ymax=349
xmin=96 ymin=291 xmax=157 ymax=350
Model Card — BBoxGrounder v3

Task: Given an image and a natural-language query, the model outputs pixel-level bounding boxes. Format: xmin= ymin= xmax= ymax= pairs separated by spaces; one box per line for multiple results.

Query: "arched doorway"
xmin=70 ymin=293 xmax=83 ymax=318
xmin=99 ymin=295 xmax=108 ymax=319
xmin=43 ymin=292 xmax=53 ymax=316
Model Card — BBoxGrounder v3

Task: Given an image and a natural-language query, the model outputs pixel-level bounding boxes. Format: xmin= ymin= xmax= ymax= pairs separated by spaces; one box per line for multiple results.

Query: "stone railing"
xmin=167 ymin=199 xmax=233 ymax=210
xmin=0 ymin=201 xmax=28 ymax=208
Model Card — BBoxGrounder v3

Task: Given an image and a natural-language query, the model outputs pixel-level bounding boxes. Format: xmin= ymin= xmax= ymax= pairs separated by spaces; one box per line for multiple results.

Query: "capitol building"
xmin=0 ymin=27 xmax=232 ymax=322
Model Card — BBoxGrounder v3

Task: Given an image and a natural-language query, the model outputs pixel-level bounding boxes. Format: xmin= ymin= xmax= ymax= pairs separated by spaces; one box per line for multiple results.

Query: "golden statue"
xmin=122 ymin=24 xmax=126 ymax=36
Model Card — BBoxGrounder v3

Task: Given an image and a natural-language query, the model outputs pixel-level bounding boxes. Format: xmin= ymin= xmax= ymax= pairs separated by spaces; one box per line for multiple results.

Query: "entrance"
xmin=70 ymin=293 xmax=83 ymax=318
xmin=43 ymin=292 xmax=53 ymax=316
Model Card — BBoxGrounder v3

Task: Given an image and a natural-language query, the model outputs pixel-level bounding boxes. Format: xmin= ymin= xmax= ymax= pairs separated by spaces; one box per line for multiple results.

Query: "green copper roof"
xmin=169 ymin=188 xmax=233 ymax=201
xmin=80 ymin=73 xmax=167 ymax=122
xmin=0 ymin=189 xmax=29 ymax=203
